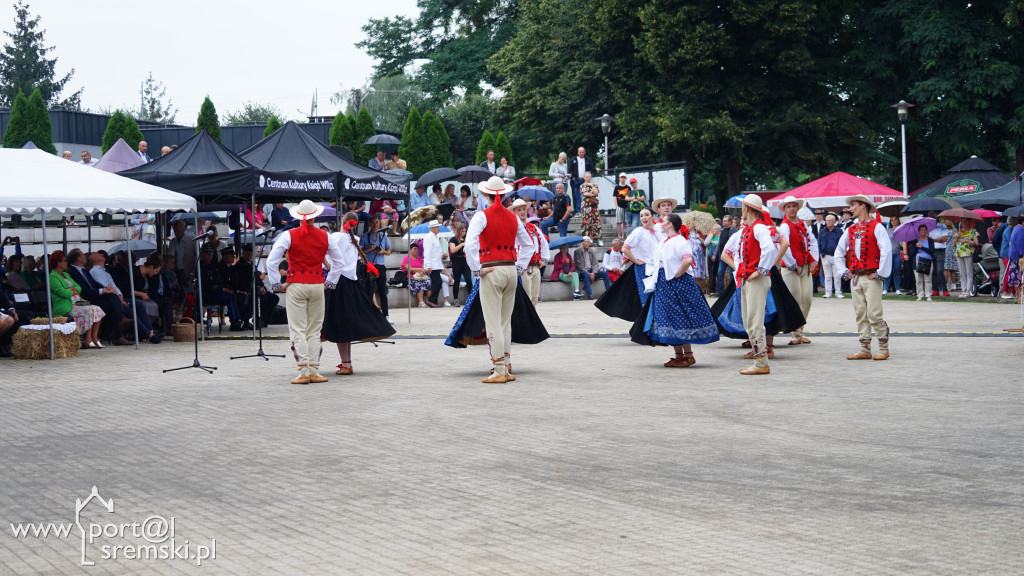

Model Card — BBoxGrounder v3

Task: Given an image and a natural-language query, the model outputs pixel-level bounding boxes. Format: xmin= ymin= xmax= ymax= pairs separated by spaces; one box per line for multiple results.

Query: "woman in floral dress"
xmin=579 ymin=172 xmax=602 ymax=243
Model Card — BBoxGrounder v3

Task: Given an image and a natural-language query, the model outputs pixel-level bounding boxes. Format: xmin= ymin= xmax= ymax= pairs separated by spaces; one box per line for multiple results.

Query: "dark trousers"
xmin=451 ymin=257 xmax=472 ymax=301
xmin=570 ymin=179 xmax=583 ymax=213
xmin=369 ymin=264 xmax=389 ymax=316
xmin=931 ymin=248 xmax=947 ymax=291
xmin=152 ymin=294 xmax=174 ymax=331
xmin=716 ymin=260 xmax=731 ymax=295
xmin=91 ymin=293 xmax=125 ymax=339
xmin=427 ymin=269 xmax=443 ymax=304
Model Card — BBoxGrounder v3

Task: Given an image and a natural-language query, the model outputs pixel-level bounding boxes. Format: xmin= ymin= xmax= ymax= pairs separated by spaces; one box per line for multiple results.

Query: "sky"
xmin=5 ymin=0 xmax=420 ymax=123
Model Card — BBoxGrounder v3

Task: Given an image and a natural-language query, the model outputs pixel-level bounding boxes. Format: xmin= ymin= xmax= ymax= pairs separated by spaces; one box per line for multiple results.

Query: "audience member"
xmin=613 ymin=173 xmax=631 ymax=239
xmin=402 ymin=243 xmax=431 ymax=307
xmin=569 ymin=147 xmax=597 ymax=213
xmin=602 ymin=238 xmax=626 ymax=283
xmin=573 ymin=236 xmax=611 ymax=299
xmin=48 ymin=250 xmax=106 ymax=349
xmin=540 ymin=183 xmax=573 ymax=238
xmin=496 ymin=156 xmax=515 ymax=183
xmin=360 ymin=217 xmax=392 ymax=322
xmin=551 ymin=245 xmax=582 ymax=300
xmin=578 ymin=172 xmax=602 ymax=245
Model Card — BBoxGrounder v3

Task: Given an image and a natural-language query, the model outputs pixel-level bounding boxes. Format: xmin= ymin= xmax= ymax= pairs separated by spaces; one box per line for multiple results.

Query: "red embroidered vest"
xmin=847 ymin=219 xmax=882 ymax=273
xmin=479 ymin=202 xmax=519 ymax=263
xmin=737 ymin=225 xmax=761 ymax=282
xmin=783 ymin=219 xmax=813 ymax=266
xmin=524 ymin=222 xmax=542 ymax=265
xmin=286 ymin=227 xmax=329 ymax=284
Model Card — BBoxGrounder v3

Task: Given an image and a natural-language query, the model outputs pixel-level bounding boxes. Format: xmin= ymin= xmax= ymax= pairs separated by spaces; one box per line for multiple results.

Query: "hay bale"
xmin=11 ymin=328 xmax=80 ymax=359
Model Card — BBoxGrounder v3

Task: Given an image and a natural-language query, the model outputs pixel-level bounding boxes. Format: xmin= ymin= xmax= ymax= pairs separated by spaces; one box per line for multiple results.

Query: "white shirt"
xmin=602 ymin=249 xmax=624 ymax=272
xmin=484 ymin=161 xmax=496 ymax=174
xmin=517 ymin=223 xmax=550 ymax=264
xmin=834 ymin=219 xmax=893 ymax=279
xmin=422 ymin=231 xmax=445 ymax=271
xmin=778 ymin=219 xmax=820 ymax=268
xmin=465 ymin=210 xmax=535 ymax=274
xmin=733 ymin=223 xmax=777 ymax=275
xmin=89 ymin=267 xmax=122 ymax=296
xmin=722 ymin=229 xmax=742 ymax=260
xmin=576 ymin=158 xmax=586 ymax=179
xmin=266 ymin=228 xmax=345 ymax=289
xmin=656 ymin=234 xmax=694 ymax=278
xmin=327 ymin=232 xmax=359 ymax=281
xmin=623 ymin=226 xmax=659 ymax=264
xmin=929 ymin=224 xmax=948 ymax=248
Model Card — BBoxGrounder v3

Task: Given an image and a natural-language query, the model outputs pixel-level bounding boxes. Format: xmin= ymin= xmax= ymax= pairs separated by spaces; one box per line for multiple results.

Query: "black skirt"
xmin=445 ymin=280 xmax=549 ymax=348
xmin=322 ymin=275 xmax=396 ymax=343
xmin=594 ymin=265 xmax=643 ymax=322
xmin=708 ymin=267 xmax=806 ymax=338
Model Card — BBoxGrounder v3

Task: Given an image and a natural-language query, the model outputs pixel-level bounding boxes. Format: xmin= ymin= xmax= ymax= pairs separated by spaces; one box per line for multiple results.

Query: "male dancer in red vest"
xmin=834 ymin=194 xmax=892 ymax=360
xmin=776 ymin=195 xmax=819 ymax=345
xmin=466 ymin=177 xmax=536 ymax=383
xmin=737 ymin=194 xmax=778 ymax=375
xmin=511 ymin=198 xmax=549 ymax=306
xmin=267 ymin=200 xmax=346 ymax=384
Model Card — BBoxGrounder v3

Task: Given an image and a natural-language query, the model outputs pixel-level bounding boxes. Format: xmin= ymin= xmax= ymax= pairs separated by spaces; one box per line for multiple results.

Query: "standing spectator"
xmin=911 ymin=224 xmax=934 ymax=301
xmin=578 ymin=172 xmax=603 ymax=245
xmin=496 ymin=157 xmax=515 ymax=183
xmin=624 ymin=178 xmax=647 ymax=231
xmin=161 ymin=146 xmax=172 ymax=156
xmin=883 ymin=216 xmax=903 ymax=295
xmin=368 ymin=149 xmax=386 ymax=171
xmin=548 ymin=152 xmax=569 ymax=195
xmin=715 ymin=215 xmax=737 ymax=297
xmin=422 ymin=219 xmax=446 ymax=307
xmin=61 ymin=150 xmax=72 ymax=160
xmin=573 ymin=236 xmax=611 ymax=299
xmin=568 ymin=147 xmax=597 ymax=213
xmin=817 ymin=214 xmax=844 ymax=298
xmin=79 ymin=150 xmax=98 ymax=166
xmin=995 ymin=216 xmax=1015 ymax=298
xmin=448 ymin=225 xmax=473 ymax=307
xmin=136 ymin=141 xmax=152 ymax=163
xmin=479 ymin=149 xmax=497 ymax=174
xmin=360 ymin=217 xmax=392 ymax=322
xmin=941 ymin=218 xmax=959 ymax=293
xmin=928 ymin=215 xmax=949 ymax=296
xmin=1008 ymin=219 xmax=1024 ymax=302
xmin=613 ymin=173 xmax=631 ymax=239
xmin=270 ymin=202 xmax=295 ymax=231
xmin=705 ymin=224 xmax=721 ymax=295
xmin=551 ymin=245 xmax=582 ymax=300
xmin=954 ymin=221 xmax=980 ymax=297
xmin=540 ymin=183 xmax=573 ymax=238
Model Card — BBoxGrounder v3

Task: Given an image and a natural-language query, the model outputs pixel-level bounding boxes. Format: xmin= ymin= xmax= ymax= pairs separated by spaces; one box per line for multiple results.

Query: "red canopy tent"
xmin=767 ymin=172 xmax=904 ymax=209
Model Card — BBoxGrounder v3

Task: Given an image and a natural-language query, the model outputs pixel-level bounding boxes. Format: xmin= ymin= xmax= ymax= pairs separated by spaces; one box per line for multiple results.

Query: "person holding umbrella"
xmin=911 ymin=224 xmax=935 ymax=301
xmin=952 ymin=217 xmax=980 ymax=297
xmin=834 ymin=195 xmax=892 ymax=361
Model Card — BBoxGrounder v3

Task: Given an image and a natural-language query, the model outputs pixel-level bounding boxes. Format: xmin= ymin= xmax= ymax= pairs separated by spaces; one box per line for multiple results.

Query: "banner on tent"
xmin=342 ymin=177 xmax=409 ymax=196
xmin=256 ymin=172 xmax=336 ymax=194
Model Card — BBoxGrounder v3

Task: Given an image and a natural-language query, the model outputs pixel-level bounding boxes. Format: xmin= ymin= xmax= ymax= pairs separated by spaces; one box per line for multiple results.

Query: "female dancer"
xmin=595 ymin=207 xmax=659 ymax=321
xmin=629 ymin=214 xmax=720 ymax=366
xmin=322 ymin=213 xmax=396 ymax=375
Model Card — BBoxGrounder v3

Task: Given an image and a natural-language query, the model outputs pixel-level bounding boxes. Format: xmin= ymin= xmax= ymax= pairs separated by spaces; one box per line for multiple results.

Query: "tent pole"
xmin=125 ymin=218 xmax=139 ymax=349
xmin=195 ymin=211 xmax=205 ymax=342
xmin=251 ymin=193 xmax=257 ymax=339
xmin=407 ymin=225 xmax=411 ymax=324
xmin=41 ymin=211 xmax=55 ymax=360
xmin=87 ymin=213 xmax=92 ymax=253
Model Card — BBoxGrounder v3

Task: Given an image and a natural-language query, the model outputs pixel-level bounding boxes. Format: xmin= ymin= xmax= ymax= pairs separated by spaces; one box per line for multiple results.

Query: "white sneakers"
xmin=573 ymin=290 xmax=583 ymax=300
xmin=443 ymin=300 xmax=452 ymax=307
xmin=386 ymin=315 xmax=394 ymax=324
xmin=835 ymin=294 xmax=844 ymax=299
xmin=823 ymin=294 xmax=832 ymax=298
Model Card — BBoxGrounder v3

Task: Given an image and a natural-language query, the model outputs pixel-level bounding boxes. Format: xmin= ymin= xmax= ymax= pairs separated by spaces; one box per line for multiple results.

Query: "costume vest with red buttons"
xmin=524 ymin=222 xmax=543 ymax=265
xmin=738 ymin=219 xmax=775 ymax=283
xmin=479 ymin=201 xmax=519 ymax=263
xmin=847 ymin=218 xmax=882 ymax=274
xmin=783 ymin=219 xmax=813 ymax=266
xmin=286 ymin=226 xmax=329 ymax=284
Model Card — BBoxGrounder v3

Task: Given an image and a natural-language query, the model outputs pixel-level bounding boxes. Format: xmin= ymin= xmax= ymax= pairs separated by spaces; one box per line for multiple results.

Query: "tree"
xmin=136 ymin=72 xmax=177 ymax=124
xmin=263 ymin=115 xmax=282 ymax=137
xmin=329 ymin=111 xmax=354 ymax=148
xmin=399 ymin=105 xmax=432 ymax=173
xmin=225 ymin=101 xmax=282 ymax=126
xmin=494 ymin=130 xmax=513 ymax=166
xmin=331 ymin=73 xmax=429 ymax=134
xmin=101 ymin=110 xmax=144 ymax=153
xmin=475 ymin=129 xmax=495 ymax=165
xmin=353 ymin=106 xmax=377 ymax=164
xmin=2 ymin=89 xmax=29 ymax=148
xmin=422 ymin=110 xmax=452 ymax=168
xmin=195 ymin=96 xmax=221 ymax=142
xmin=0 ymin=0 xmax=81 ymax=109
xmin=25 ymin=86 xmax=54 ymax=153
xmin=438 ymin=92 xmax=500 ymax=167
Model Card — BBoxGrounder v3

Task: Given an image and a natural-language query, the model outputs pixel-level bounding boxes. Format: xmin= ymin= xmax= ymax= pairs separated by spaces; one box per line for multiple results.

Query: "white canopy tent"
xmin=0 ymin=149 xmax=198 ymax=358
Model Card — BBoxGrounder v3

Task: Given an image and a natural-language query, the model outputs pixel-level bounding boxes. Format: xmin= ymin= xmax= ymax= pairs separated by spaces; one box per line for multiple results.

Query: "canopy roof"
xmin=0 ymin=148 xmax=196 ymax=216
xmin=910 ymin=155 xmax=1012 ymax=199
xmin=239 ymin=121 xmax=409 ymax=201
xmin=94 ymin=138 xmax=145 ymax=173
xmin=767 ymin=172 xmax=903 ymax=208
xmin=955 ymin=178 xmax=1023 ymax=210
xmin=120 ymin=130 xmax=256 ymax=200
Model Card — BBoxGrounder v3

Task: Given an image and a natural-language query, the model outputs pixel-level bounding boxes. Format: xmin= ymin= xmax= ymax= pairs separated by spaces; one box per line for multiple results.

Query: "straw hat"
xmin=740 ymin=194 xmax=766 ymax=213
xmin=776 ymin=195 xmax=805 ymax=211
xmin=510 ymin=199 xmax=528 ymax=209
xmin=477 ymin=175 xmax=513 ymax=197
xmin=288 ymin=199 xmax=325 ymax=221
xmin=651 ymin=197 xmax=678 ymax=212
xmin=428 ymin=218 xmax=442 ymax=228
xmin=844 ymin=194 xmax=876 ymax=212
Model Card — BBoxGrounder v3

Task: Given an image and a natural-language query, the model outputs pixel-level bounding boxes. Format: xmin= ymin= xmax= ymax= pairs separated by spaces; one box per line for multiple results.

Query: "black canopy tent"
xmin=910 ymin=156 xmax=1013 ymax=199
xmin=955 ymin=178 xmax=1024 ymax=210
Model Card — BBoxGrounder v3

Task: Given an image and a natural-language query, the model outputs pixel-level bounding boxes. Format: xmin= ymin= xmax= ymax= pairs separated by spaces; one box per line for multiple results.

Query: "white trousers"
xmin=821 ymin=255 xmax=843 ymax=296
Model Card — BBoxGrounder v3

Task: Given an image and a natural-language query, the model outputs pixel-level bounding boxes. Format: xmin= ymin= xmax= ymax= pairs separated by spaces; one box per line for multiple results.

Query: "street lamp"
xmin=891 ymin=100 xmax=914 ymax=197
xmin=595 ymin=113 xmax=616 ymax=174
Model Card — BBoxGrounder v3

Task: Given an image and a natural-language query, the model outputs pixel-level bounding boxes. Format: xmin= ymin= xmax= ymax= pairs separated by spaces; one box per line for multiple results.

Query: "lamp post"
xmin=891 ymin=100 xmax=914 ymax=197
xmin=595 ymin=113 xmax=616 ymax=174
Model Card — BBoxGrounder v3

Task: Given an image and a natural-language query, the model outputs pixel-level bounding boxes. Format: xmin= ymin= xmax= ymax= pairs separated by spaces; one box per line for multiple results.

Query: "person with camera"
xmin=360 ymin=217 xmax=392 ymax=322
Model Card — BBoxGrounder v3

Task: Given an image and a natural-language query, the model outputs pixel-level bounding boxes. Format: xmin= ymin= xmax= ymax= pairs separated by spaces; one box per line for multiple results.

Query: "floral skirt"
xmin=409 ymin=277 xmax=431 ymax=294
xmin=66 ymin=303 xmax=105 ymax=335
xmin=580 ymin=203 xmax=602 ymax=239
xmin=1007 ymin=259 xmax=1022 ymax=288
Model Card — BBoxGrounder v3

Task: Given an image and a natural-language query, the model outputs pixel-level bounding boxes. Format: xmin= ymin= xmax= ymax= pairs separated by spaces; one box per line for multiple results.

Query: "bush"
xmin=195 ymin=96 xmax=221 ymax=142
xmin=475 ymin=129 xmax=495 ymax=165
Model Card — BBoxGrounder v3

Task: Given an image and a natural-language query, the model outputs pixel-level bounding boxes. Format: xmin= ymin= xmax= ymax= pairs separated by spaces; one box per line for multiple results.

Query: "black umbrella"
xmin=457 ymin=165 xmax=491 ymax=183
xmin=416 ymin=167 xmax=461 ymax=189
xmin=1003 ymin=205 xmax=1024 ymax=218
xmin=910 ymin=155 xmax=1012 ymax=199
xmin=901 ymin=196 xmax=952 ymax=215
xmin=364 ymin=134 xmax=403 ymax=147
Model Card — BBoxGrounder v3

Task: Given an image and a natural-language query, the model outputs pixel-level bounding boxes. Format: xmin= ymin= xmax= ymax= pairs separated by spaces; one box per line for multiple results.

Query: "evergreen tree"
xmin=136 ymin=72 xmax=177 ymax=123
xmin=398 ymin=105 xmax=431 ymax=173
xmin=475 ymin=129 xmax=495 ymax=164
xmin=195 ymin=96 xmax=221 ymax=142
xmin=354 ymin=106 xmax=376 ymax=164
xmin=329 ymin=111 xmax=354 ymax=148
xmin=25 ymin=87 xmax=54 ymax=153
xmin=0 ymin=1 xmax=81 ymax=108
xmin=2 ymin=89 xmax=29 ymax=148
xmin=123 ymin=114 xmax=144 ymax=151
xmin=263 ymin=115 xmax=282 ymax=137
xmin=348 ymin=114 xmax=358 ymax=148
xmin=422 ymin=111 xmax=452 ymax=168
xmin=101 ymin=110 xmax=126 ymax=153
xmin=494 ymin=130 xmax=513 ymax=166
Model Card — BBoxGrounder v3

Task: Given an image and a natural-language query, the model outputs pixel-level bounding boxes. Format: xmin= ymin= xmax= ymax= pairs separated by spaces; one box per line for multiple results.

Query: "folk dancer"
xmin=464 ymin=176 xmax=536 ymax=383
xmin=651 ymin=197 xmax=677 ymax=241
xmin=512 ymin=199 xmax=549 ymax=306
xmin=834 ymin=194 xmax=892 ymax=361
xmin=776 ymin=195 xmax=819 ymax=345
xmin=266 ymin=200 xmax=346 ymax=385
xmin=736 ymin=194 xmax=777 ymax=375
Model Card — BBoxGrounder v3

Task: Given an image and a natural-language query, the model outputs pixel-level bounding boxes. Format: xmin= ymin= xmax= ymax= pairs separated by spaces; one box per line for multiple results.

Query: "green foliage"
xmin=225 ymin=101 xmax=281 ymax=126
xmin=195 ymin=96 xmax=221 ymax=142
xmin=353 ymin=107 xmax=377 ymax=164
xmin=0 ymin=1 xmax=80 ymax=109
xmin=475 ymin=129 xmax=495 ymax=165
xmin=329 ymin=111 xmax=354 ymax=148
xmin=25 ymin=87 xmax=54 ymax=153
xmin=2 ymin=89 xmax=29 ymax=148
xmin=101 ymin=110 xmax=143 ymax=153
xmin=438 ymin=92 xmax=500 ymax=167
xmin=422 ymin=110 xmax=452 ymax=168
xmin=263 ymin=115 xmax=282 ymax=137
xmin=494 ymin=130 xmax=512 ymax=166
xmin=398 ymin=105 xmax=432 ymax=173
xmin=137 ymin=72 xmax=177 ymax=124
xmin=332 ymin=73 xmax=430 ymax=134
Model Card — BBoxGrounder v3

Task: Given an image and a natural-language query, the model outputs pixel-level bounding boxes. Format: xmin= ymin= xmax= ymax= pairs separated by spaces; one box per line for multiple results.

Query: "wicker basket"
xmin=170 ymin=317 xmax=198 ymax=342
xmin=30 ymin=316 xmax=68 ymax=325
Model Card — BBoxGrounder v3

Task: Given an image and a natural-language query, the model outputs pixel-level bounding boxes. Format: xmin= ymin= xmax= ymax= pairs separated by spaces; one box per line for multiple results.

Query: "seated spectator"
xmin=401 ymin=243 xmax=431 ymax=307
xmin=67 ymin=249 xmax=129 ymax=346
xmin=131 ymin=254 xmax=165 ymax=335
xmin=454 ymin=185 xmax=476 ymax=226
xmin=151 ymin=254 xmax=180 ymax=329
xmin=540 ymin=183 xmax=573 ymax=238
xmin=370 ymin=199 xmax=399 ymax=232
xmin=20 ymin=255 xmax=45 ymax=290
xmin=3 ymin=254 xmax=31 ymax=293
xmin=88 ymin=251 xmax=150 ymax=345
xmin=573 ymin=236 xmax=611 ymax=299
xmin=551 ymin=245 xmax=582 ymax=300
xmin=602 ymin=238 xmax=626 ymax=283
xmin=368 ymin=149 xmax=386 ymax=171
xmin=343 ymin=198 xmax=370 ymax=235
xmin=48 ymin=250 xmax=106 ymax=349
xmin=0 ymin=287 xmax=22 ymax=357
xmin=270 ymin=202 xmax=296 ymax=231
xmin=496 ymin=156 xmax=515 ymax=183
xmin=384 ymin=150 xmax=407 ymax=171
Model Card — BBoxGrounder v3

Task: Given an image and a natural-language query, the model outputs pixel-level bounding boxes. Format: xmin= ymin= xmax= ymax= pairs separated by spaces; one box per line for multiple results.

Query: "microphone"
xmin=254 ymin=226 xmax=277 ymax=238
xmin=192 ymin=229 xmax=215 ymax=242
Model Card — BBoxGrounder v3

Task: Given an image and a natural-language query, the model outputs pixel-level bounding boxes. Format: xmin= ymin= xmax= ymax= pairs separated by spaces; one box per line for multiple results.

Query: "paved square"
xmin=0 ymin=298 xmax=1021 ymax=574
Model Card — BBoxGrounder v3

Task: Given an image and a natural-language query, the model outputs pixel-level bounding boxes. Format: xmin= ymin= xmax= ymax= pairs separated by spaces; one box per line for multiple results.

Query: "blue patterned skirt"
xmin=629 ymin=269 xmax=720 ymax=346
xmin=633 ymin=262 xmax=649 ymax=307
xmin=709 ymin=267 xmax=805 ymax=339
xmin=444 ymin=278 xmax=549 ymax=348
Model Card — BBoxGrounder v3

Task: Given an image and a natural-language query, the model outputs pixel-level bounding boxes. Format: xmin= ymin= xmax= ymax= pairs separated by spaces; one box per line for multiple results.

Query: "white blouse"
xmin=328 ymin=232 xmax=359 ymax=282
xmin=656 ymin=234 xmax=694 ymax=278
xmin=624 ymin=226 xmax=659 ymax=264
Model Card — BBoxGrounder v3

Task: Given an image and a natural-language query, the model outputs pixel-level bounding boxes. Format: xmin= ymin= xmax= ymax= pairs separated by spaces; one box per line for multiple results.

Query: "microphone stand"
xmin=164 ymin=231 xmax=217 ymax=374
xmin=231 ymin=228 xmax=284 ymax=361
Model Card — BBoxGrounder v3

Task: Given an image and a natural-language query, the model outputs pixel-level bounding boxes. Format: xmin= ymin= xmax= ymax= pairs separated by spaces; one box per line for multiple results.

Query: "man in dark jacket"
xmin=715 ymin=215 xmax=737 ymax=292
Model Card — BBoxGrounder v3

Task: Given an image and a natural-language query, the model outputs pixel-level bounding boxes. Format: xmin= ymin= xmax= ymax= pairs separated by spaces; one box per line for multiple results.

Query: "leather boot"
xmin=291 ymin=365 xmax=310 ymax=385
xmin=307 ymin=364 xmax=328 ymax=383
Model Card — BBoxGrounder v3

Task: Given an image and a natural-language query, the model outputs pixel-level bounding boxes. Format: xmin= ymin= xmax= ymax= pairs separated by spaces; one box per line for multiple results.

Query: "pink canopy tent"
xmin=94 ymin=138 xmax=145 ymax=173
xmin=767 ymin=172 xmax=904 ymax=209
